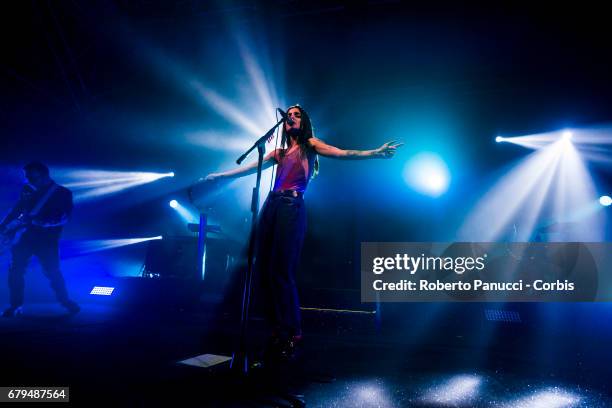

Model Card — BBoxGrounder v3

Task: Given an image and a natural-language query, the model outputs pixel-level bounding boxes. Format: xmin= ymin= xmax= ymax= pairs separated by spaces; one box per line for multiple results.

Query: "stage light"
xmin=55 ymin=169 xmax=175 ymax=201
xmin=140 ymin=31 xmax=285 ymax=209
xmin=460 ymin=133 xmax=603 ymax=241
xmin=555 ymin=125 xmax=612 ymax=165
xmin=600 ymin=195 xmax=612 ymax=206
xmin=68 ymin=236 xmax=163 ymax=255
xmin=90 ymin=286 xmax=115 ymax=296
xmin=168 ymin=199 xmax=198 ymax=223
xmin=403 ymin=152 xmax=450 ymax=197
xmin=494 ymin=131 xmax=565 ymax=150
xmin=493 ymin=128 xmax=595 ymax=151
xmin=422 ymin=374 xmax=482 ymax=405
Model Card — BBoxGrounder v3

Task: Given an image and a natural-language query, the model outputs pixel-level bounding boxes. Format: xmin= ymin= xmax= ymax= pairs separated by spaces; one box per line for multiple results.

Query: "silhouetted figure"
xmin=1 ymin=162 xmax=79 ymax=317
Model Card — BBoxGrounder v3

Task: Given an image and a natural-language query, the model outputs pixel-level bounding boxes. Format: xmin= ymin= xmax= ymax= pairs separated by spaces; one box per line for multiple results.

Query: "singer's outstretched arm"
xmin=205 ymin=150 xmax=278 ymax=181
xmin=308 ymin=137 xmax=403 ymax=159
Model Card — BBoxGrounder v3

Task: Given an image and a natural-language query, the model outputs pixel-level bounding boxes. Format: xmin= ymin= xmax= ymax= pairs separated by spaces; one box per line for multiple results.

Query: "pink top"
xmin=272 ymin=145 xmax=316 ymax=193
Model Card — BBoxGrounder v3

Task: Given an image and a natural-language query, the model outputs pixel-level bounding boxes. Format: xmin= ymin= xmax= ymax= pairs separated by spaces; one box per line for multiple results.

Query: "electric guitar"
xmin=0 ymin=183 xmax=58 ymax=251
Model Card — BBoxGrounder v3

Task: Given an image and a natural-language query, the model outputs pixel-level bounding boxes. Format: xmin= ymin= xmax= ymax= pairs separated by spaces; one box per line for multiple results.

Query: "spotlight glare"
xmin=460 ymin=128 xmax=603 ymax=241
xmin=492 ymin=131 xmax=576 ymax=150
xmin=69 ymin=236 xmax=164 ymax=255
xmin=600 ymin=195 xmax=612 ymax=207
xmin=56 ymin=169 xmax=176 ymax=201
xmin=562 ymin=130 xmax=573 ymax=141
xmin=168 ymin=199 xmax=199 ymax=223
xmin=403 ymin=153 xmax=450 ymax=197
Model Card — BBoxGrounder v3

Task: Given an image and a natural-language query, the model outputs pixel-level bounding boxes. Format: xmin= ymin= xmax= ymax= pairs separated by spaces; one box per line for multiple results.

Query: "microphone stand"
xmin=231 ymin=117 xmax=284 ymax=375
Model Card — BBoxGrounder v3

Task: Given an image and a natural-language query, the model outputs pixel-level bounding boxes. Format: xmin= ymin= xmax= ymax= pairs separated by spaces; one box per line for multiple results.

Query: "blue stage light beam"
xmin=191 ymin=81 xmax=267 ymax=137
xmin=186 ymin=52 xmax=282 ymax=206
xmin=184 ymin=130 xmax=255 ymax=152
xmin=55 ymin=169 xmax=174 ymax=201
xmin=236 ymin=36 xmax=284 ymax=123
xmin=494 ymin=130 xmax=572 ymax=150
xmin=188 ymin=26 xmax=284 ymax=142
xmin=460 ymin=135 xmax=603 ymax=242
xmin=496 ymin=126 xmax=612 ymax=165
xmin=69 ymin=236 xmax=163 ymax=255
xmin=133 ymin=24 xmax=285 ymax=209
xmin=551 ymin=137 xmax=596 ymax=223
xmin=403 ymin=152 xmax=450 ymax=197
xmin=564 ymin=126 xmax=612 ymax=165
xmin=562 ymin=130 xmax=573 ymax=141
xmin=185 ymin=32 xmax=283 ymax=152
xmin=187 ymin=78 xmax=283 ymax=208
xmin=169 ymin=199 xmax=198 ymax=223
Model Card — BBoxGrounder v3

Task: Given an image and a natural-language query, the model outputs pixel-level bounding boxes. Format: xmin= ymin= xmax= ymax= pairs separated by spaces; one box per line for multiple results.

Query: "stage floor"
xmin=0 ymin=302 xmax=610 ymax=407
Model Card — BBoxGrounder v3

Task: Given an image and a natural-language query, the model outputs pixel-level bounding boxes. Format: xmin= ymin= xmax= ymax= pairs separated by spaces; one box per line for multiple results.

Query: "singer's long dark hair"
xmin=279 ymin=104 xmax=319 ymax=178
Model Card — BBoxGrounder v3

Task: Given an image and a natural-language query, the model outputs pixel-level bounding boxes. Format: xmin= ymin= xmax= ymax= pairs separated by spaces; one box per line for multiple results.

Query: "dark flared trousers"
xmin=255 ymin=192 xmax=307 ymax=338
xmin=8 ymin=232 xmax=70 ymax=308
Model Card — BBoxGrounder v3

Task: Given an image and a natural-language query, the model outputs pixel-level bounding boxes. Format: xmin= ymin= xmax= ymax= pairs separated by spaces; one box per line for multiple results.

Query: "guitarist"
xmin=0 ymin=162 xmax=79 ymax=317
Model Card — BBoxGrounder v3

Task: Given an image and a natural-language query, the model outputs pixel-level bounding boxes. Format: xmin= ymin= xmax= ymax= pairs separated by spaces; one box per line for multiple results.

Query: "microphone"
xmin=277 ymin=108 xmax=294 ymax=126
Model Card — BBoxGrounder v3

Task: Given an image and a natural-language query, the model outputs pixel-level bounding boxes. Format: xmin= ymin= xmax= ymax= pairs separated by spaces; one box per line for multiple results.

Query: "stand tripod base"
xmin=230 ymin=351 xmax=251 ymax=375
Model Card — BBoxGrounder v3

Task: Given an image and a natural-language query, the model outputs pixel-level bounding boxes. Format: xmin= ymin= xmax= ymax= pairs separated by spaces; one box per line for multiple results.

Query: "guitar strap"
xmin=28 ymin=183 xmax=59 ymax=217
xmin=0 ymin=184 xmax=59 ymax=250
